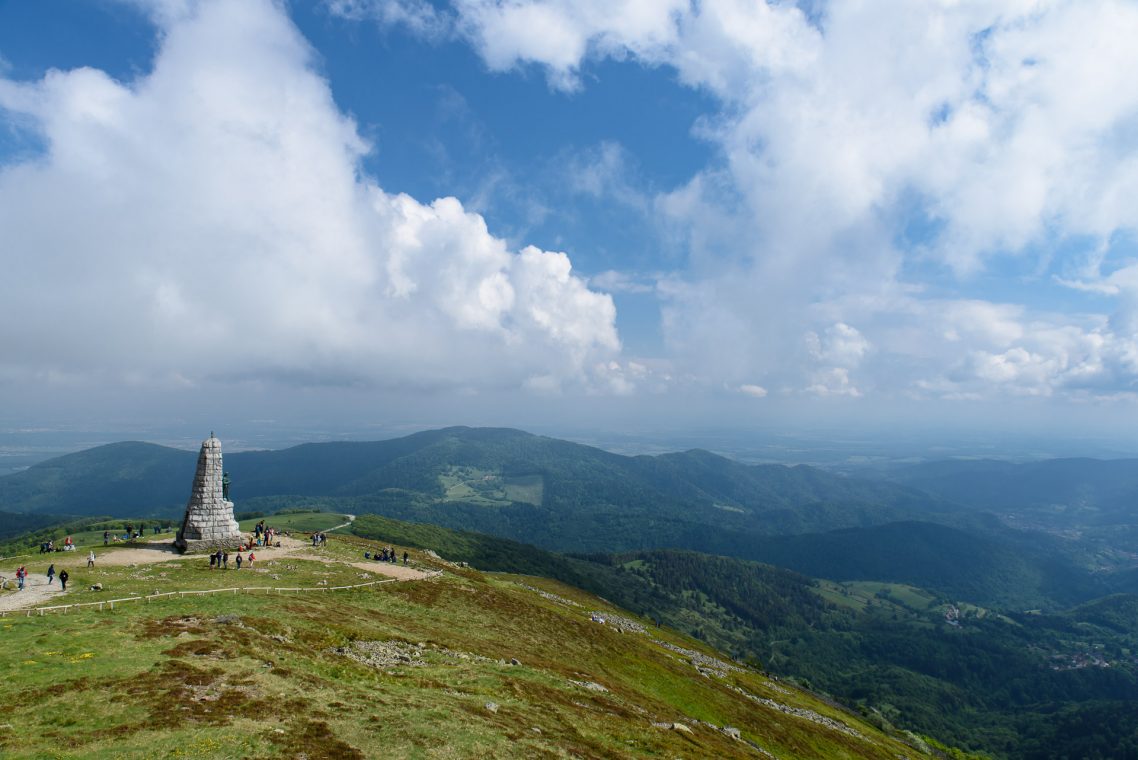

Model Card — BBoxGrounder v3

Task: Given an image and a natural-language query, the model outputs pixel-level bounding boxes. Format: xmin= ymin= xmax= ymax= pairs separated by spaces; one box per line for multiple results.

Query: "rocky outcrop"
xmin=173 ymin=435 xmax=243 ymax=553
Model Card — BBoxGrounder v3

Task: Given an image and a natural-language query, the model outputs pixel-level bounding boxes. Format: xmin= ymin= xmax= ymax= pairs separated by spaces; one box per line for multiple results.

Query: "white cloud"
xmin=589 ymin=270 xmax=655 ymax=295
xmin=423 ymin=0 xmax=1138 ymax=403
xmin=0 ymin=0 xmax=620 ymax=394
xmin=326 ymin=0 xmax=452 ymax=39
xmin=452 ymin=0 xmax=686 ymax=90
xmin=738 ymin=383 xmax=767 ymax=398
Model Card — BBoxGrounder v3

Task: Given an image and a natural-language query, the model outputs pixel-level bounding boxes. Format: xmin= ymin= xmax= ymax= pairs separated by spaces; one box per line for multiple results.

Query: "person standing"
xmin=87 ymin=550 xmax=96 ymax=568
xmin=47 ymin=564 xmax=55 ymax=585
xmin=16 ymin=565 xmax=26 ymax=590
xmin=222 ymin=551 xmax=229 ymax=569
xmin=58 ymin=569 xmax=69 ymax=591
xmin=235 ymin=553 xmax=243 ymax=570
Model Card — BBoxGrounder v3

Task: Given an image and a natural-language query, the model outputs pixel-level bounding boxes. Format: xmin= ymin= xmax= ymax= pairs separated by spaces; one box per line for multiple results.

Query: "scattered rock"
xmin=722 ymin=726 xmax=741 ymax=740
xmin=510 ymin=658 xmax=521 ymax=666
xmin=214 ymin=614 xmax=242 ymax=626
xmin=569 ymin=680 xmax=609 ymax=693
xmin=89 ymin=583 xmax=103 ymax=592
xmin=331 ymin=640 xmax=427 ymax=669
xmin=656 ymin=641 xmax=744 ymax=677
xmin=730 ymin=684 xmax=863 ymax=739
xmin=484 ymin=702 xmax=499 ymax=714
xmin=518 ymin=583 xmax=582 ymax=608
xmin=651 ymin=721 xmax=692 ymax=733
xmin=531 ymin=727 xmax=542 ymax=734
xmin=588 ymin=611 xmax=645 ymax=634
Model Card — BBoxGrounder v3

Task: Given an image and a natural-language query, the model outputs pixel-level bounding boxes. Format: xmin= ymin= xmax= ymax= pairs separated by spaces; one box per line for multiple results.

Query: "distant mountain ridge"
xmin=885 ymin=457 xmax=1138 ymax=521
xmin=7 ymin=426 xmax=1127 ymax=610
xmin=0 ymin=426 xmax=946 ymax=536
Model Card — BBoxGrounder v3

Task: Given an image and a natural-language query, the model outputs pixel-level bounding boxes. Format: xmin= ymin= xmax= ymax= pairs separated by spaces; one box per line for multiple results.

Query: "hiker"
xmin=403 ymin=551 xmax=408 ymax=565
xmin=47 ymin=564 xmax=55 ymax=585
xmin=222 ymin=551 xmax=229 ymax=569
xmin=235 ymin=554 xmax=243 ymax=569
xmin=16 ymin=565 xmax=26 ymax=590
xmin=87 ymin=550 xmax=96 ymax=568
xmin=58 ymin=569 xmax=69 ymax=591
xmin=210 ymin=553 xmax=217 ymax=569
xmin=247 ymin=553 xmax=255 ymax=567
xmin=103 ymin=530 xmax=109 ymax=545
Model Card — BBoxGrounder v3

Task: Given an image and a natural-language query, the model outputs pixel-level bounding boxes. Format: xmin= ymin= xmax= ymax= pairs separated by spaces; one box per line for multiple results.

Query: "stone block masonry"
xmin=174 ymin=435 xmax=244 ymax=553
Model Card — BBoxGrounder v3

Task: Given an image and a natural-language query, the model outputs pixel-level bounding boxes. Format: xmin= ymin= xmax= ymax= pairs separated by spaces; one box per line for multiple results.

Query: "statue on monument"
xmin=173 ymin=434 xmax=244 ymax=553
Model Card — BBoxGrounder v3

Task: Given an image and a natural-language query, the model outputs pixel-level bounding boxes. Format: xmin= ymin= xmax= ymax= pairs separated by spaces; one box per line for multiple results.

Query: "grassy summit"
xmin=1 ymin=520 xmax=949 ymax=759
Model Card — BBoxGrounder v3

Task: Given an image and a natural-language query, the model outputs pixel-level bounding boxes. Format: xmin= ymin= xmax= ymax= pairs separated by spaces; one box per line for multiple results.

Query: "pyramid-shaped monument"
xmin=174 ymin=434 xmax=243 ymax=553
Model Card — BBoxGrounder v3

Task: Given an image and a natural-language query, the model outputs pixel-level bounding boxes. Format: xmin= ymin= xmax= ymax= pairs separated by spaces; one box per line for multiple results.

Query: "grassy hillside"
xmin=0 ymin=527 xmax=932 ymax=760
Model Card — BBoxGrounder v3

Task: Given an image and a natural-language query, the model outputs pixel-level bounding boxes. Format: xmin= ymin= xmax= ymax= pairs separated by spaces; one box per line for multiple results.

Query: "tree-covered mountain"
xmin=0 ymin=510 xmax=66 ymax=542
xmin=883 ymin=457 xmax=1138 ymax=525
xmin=734 ymin=520 xmax=1102 ymax=610
xmin=0 ymin=427 xmax=950 ymax=536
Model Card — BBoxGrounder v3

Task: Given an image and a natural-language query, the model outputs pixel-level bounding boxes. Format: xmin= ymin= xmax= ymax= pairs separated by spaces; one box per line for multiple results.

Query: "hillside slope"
xmin=0 ymin=529 xmax=934 ymax=760
xmin=350 ymin=514 xmax=1138 ymax=760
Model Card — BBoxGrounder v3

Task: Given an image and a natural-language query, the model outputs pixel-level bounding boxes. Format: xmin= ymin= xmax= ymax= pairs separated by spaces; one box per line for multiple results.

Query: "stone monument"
xmin=174 ymin=434 xmax=244 ymax=553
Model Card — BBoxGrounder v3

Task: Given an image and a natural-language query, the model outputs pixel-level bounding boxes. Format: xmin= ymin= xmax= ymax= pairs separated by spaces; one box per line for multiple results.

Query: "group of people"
xmin=7 ymin=564 xmax=70 ymax=591
xmin=252 ymin=521 xmax=280 ymax=547
xmin=102 ymin=525 xmax=165 ymax=545
xmin=366 ymin=546 xmax=408 ymax=565
xmin=311 ymin=532 xmax=329 ymax=547
xmin=207 ymin=549 xmax=255 ymax=569
xmin=38 ymin=536 xmax=76 ymax=553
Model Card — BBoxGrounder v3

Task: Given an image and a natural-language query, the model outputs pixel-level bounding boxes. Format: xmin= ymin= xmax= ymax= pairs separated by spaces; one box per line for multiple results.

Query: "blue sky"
xmin=4 ymin=0 xmax=1138 ymax=450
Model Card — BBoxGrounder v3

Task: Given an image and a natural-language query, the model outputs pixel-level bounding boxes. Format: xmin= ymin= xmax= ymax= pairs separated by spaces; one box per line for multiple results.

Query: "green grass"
xmin=0 ymin=531 xmax=937 ymax=760
xmin=436 ymin=467 xmax=543 ymax=507
xmin=238 ymin=511 xmax=348 ymax=534
xmin=501 ymin=474 xmax=543 ymax=506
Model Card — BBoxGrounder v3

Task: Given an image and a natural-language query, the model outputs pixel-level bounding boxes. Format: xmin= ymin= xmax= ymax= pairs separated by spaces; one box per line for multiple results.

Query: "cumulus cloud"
xmin=400 ymin=0 xmax=1138 ymax=402
xmin=0 ymin=0 xmax=620 ymax=394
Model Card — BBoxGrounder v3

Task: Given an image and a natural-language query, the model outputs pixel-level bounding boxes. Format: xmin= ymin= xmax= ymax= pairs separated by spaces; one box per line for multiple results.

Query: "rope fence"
xmin=0 ymin=570 xmax=443 ymax=618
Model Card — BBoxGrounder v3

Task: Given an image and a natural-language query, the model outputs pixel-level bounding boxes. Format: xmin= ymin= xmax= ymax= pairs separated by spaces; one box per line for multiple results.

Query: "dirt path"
xmin=0 ymin=572 xmax=70 ymax=612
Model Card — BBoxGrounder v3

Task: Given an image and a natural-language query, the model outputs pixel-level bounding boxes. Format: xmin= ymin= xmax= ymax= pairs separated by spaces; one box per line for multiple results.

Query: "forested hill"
xmin=884 ymin=457 xmax=1138 ymax=519
xmin=0 ymin=427 xmax=946 ymax=537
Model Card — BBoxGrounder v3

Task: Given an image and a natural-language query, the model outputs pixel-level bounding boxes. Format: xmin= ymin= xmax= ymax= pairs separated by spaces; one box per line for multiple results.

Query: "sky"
xmin=3 ymin=0 xmax=1138 ymax=454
